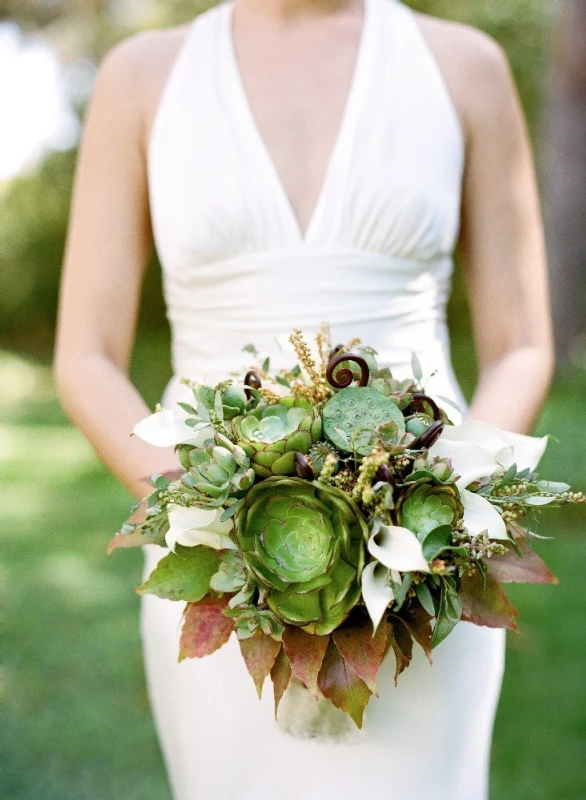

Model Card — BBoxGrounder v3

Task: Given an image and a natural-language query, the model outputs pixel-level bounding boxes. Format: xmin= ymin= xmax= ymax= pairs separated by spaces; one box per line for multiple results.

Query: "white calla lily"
xmin=361 ymin=561 xmax=395 ymax=633
xmin=133 ymin=408 xmax=213 ymax=448
xmin=429 ymin=420 xmax=548 ymax=490
xmin=460 ymin=489 xmax=508 ymax=541
xmin=367 ymin=518 xmax=430 ymax=574
xmin=165 ymin=505 xmax=237 ymax=551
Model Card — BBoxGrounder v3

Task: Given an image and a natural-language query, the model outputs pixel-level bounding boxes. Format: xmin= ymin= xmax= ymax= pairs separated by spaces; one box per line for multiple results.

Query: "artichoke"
xmin=236 ymin=477 xmax=368 ymax=635
xmin=232 ymin=398 xmax=322 ymax=478
xmin=181 ymin=436 xmax=255 ymax=507
xmin=397 ymin=484 xmax=463 ymax=538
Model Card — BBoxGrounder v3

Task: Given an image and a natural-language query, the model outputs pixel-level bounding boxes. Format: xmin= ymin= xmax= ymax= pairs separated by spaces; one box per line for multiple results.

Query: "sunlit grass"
xmin=2 ymin=348 xmax=585 ymax=799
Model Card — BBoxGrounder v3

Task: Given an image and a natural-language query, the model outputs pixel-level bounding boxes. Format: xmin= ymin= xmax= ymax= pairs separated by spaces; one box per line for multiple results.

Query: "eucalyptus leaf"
xmin=262 ymin=357 xmax=270 ymax=373
xmin=536 ymin=480 xmax=570 ymax=493
xmin=411 ymin=352 xmax=423 ymax=383
xmin=501 ymin=464 xmax=518 ymax=485
xmin=525 ymin=496 xmax=557 ymax=506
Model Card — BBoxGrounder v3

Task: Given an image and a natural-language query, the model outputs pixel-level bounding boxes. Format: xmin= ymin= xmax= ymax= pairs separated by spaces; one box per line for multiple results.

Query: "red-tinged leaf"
xmin=460 ymin=573 xmax=521 ymax=631
xmin=270 ymin=647 xmax=292 ymax=718
xmin=400 ymin=602 xmax=433 ymax=663
xmin=239 ymin=632 xmax=283 ymax=698
xmin=332 ymin=617 xmax=388 ymax=694
xmin=179 ymin=597 xmax=234 ymax=661
xmin=488 ymin=538 xmax=559 ymax=585
xmin=317 ymin=641 xmax=372 ymax=729
xmin=282 ymin=626 xmax=330 ymax=697
xmin=386 ymin=617 xmax=414 ymax=685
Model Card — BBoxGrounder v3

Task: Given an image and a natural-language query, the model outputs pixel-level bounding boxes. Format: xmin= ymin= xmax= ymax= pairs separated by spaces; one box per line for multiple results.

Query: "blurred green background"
xmin=1 ymin=1 xmax=585 ymax=799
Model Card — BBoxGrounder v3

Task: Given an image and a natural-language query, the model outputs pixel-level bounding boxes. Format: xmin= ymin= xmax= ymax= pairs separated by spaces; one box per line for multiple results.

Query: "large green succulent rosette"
xmin=236 ymin=477 xmax=368 ymax=635
xmin=232 ymin=397 xmax=322 ymax=478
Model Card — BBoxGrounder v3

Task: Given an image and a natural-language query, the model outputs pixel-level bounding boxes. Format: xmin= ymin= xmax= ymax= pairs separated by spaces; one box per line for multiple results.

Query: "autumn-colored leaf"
xmin=332 ymin=617 xmax=388 ymax=694
xmin=317 ymin=641 xmax=372 ymax=729
xmin=270 ymin=647 xmax=292 ymax=717
xmin=135 ymin=545 xmax=219 ymax=602
xmin=460 ymin=573 xmax=521 ymax=631
xmin=179 ymin=596 xmax=234 ymax=661
xmin=282 ymin=626 xmax=330 ymax=698
xmin=400 ymin=602 xmax=433 ymax=662
xmin=239 ymin=632 xmax=282 ymax=698
xmin=488 ymin=537 xmax=559 ymax=585
xmin=386 ymin=617 xmax=413 ymax=685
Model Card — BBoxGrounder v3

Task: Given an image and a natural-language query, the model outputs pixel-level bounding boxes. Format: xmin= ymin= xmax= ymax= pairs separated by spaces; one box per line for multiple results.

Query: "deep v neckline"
xmin=223 ymin=0 xmax=374 ymax=244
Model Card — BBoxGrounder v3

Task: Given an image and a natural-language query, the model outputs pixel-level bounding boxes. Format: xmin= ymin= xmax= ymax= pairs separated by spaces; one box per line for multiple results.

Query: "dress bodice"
xmin=147 ymin=0 xmax=466 ymax=414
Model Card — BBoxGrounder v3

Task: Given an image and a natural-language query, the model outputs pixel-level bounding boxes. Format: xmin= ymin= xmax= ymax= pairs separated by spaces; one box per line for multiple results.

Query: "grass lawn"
xmin=2 ymin=346 xmax=585 ymax=800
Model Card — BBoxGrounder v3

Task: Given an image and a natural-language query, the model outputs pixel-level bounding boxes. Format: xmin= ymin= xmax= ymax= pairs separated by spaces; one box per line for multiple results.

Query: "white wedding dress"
xmin=140 ymin=0 xmax=506 ymax=797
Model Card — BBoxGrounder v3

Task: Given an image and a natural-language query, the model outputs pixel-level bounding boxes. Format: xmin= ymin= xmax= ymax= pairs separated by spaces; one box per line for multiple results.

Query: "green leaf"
xmin=421 ymin=524 xmax=452 ymax=560
xmin=431 ymin=577 xmax=462 ymax=649
xmin=415 ymin=582 xmax=435 ymax=616
xmin=179 ymin=596 xmax=234 ymax=660
xmin=262 ymin=357 xmax=270 ymax=373
xmin=535 ymin=480 xmax=570 ymax=493
xmin=282 ymin=626 xmax=330 ymax=698
xmin=242 ymin=343 xmax=259 ymax=356
xmin=411 ymin=352 xmax=423 ymax=383
xmin=332 ymin=616 xmax=388 ymax=694
xmin=501 ymin=463 xmax=518 ymax=485
xmin=239 ymin=632 xmax=282 ymax=698
xmin=270 ymin=647 xmax=292 ymax=718
xmin=317 ymin=640 xmax=372 ymax=729
xmin=135 ymin=545 xmax=219 ymax=602
xmin=220 ymin=500 xmax=243 ymax=522
xmin=460 ymin=572 xmax=520 ymax=630
xmin=385 ymin=617 xmax=413 ymax=684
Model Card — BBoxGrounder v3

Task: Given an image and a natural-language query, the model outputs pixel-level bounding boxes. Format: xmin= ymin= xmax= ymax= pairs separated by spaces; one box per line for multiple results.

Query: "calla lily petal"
xmin=165 ymin=505 xmax=235 ymax=551
xmin=435 ymin=421 xmax=548 ymax=473
xmin=367 ymin=519 xmax=430 ymax=573
xmin=361 ymin=561 xmax=395 ymax=633
xmin=428 ymin=439 xmax=501 ymax=490
xmin=460 ymin=489 xmax=508 ymax=541
xmin=133 ymin=409 xmax=212 ymax=448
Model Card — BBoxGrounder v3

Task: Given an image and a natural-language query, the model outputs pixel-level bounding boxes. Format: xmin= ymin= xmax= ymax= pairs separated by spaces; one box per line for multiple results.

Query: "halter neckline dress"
xmin=142 ymin=1 xmax=506 ymax=797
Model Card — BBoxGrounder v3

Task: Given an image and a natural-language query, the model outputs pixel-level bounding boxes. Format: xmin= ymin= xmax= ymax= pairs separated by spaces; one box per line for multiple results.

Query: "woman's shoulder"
xmin=89 ymin=23 xmax=193 ymax=153
xmin=411 ymin=11 xmax=518 ymax=141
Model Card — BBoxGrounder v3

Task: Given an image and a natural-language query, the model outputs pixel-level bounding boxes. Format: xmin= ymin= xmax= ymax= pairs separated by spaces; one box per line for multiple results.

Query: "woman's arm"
xmin=54 ymin=33 xmax=182 ymax=499
xmin=420 ymin=19 xmax=555 ymax=434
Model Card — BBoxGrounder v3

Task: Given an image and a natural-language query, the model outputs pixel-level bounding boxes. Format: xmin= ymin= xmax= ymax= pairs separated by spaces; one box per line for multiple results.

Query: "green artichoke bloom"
xmin=182 ymin=438 xmax=255 ymax=507
xmin=236 ymin=477 xmax=368 ymax=634
xmin=397 ymin=484 xmax=463 ymax=538
xmin=232 ymin=398 xmax=322 ymax=478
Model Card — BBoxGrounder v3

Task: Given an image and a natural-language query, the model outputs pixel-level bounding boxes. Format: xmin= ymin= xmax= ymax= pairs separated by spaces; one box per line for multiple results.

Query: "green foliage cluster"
xmin=0 ymin=0 xmax=554 ymax=365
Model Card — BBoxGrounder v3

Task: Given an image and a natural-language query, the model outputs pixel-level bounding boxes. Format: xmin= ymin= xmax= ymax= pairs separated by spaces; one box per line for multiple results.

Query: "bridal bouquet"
xmin=110 ymin=325 xmax=584 ymax=728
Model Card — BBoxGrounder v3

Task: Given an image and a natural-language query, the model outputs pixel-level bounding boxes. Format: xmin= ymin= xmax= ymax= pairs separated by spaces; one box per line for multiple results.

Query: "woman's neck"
xmin=233 ymin=0 xmax=358 ymax=21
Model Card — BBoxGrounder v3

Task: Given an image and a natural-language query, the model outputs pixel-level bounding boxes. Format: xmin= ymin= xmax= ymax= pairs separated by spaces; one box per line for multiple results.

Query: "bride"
xmin=54 ymin=0 xmax=553 ymax=797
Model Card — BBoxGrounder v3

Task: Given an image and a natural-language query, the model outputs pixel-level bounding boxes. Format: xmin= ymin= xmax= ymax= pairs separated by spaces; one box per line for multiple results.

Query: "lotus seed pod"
xmin=322 ymin=386 xmax=405 ymax=453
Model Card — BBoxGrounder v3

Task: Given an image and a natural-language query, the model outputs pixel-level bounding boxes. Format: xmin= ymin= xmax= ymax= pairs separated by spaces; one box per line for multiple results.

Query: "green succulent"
xmin=322 ymin=386 xmax=405 ymax=454
xmin=236 ymin=477 xmax=368 ymax=635
xmin=181 ymin=435 xmax=255 ymax=507
xmin=232 ymin=398 xmax=322 ymax=478
xmin=397 ymin=484 xmax=463 ymax=538
xmin=409 ymin=454 xmax=456 ymax=484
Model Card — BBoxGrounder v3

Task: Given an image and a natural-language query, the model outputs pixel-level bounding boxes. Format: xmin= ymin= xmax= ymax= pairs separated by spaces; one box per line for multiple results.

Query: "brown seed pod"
xmin=294 ymin=452 xmax=315 ymax=480
xmin=375 ymin=463 xmax=394 ymax=484
xmin=325 ymin=353 xmax=370 ymax=389
xmin=244 ymin=370 xmax=262 ymax=400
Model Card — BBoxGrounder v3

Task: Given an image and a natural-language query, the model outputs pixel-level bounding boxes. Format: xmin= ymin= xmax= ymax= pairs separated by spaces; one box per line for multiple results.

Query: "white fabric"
xmin=141 ymin=0 xmax=506 ymax=797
